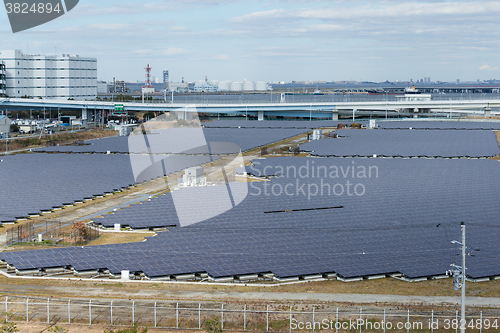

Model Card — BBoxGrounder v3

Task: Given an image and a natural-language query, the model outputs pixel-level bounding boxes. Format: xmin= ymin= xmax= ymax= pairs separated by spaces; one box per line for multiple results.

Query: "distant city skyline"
xmin=1 ymin=0 xmax=500 ymax=83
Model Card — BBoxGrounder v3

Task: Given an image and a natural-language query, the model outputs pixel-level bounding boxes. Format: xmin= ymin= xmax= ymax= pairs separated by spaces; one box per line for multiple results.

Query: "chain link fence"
xmin=2 ymin=296 xmax=499 ymax=332
xmin=6 ymin=221 xmax=99 ymax=246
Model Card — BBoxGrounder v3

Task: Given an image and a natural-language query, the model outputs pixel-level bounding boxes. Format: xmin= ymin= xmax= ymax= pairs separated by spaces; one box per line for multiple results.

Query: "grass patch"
xmin=0 ymin=128 xmax=116 ymax=153
xmin=86 ymin=232 xmax=154 ymax=246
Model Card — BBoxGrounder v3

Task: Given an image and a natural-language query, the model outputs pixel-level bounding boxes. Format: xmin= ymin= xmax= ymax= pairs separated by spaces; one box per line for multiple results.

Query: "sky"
xmin=1 ymin=0 xmax=500 ymax=83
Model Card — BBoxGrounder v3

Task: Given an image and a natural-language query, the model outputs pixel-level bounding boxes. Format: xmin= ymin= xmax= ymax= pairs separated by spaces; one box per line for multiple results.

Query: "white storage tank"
xmin=218 ymin=81 xmax=231 ymax=92
xmin=209 ymin=80 xmax=219 ymax=87
xmin=243 ymin=81 xmax=255 ymax=91
xmin=255 ymin=81 xmax=269 ymax=91
xmin=312 ymin=129 xmax=323 ymax=140
xmin=230 ymin=81 xmax=243 ymax=91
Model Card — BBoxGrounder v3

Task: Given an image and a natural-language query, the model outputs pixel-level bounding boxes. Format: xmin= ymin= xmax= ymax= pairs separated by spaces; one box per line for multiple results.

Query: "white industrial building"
xmin=0 ymin=115 xmax=12 ymax=135
xmin=0 ymin=50 xmax=97 ymax=100
xmin=97 ymin=81 xmax=109 ymax=94
xmin=193 ymin=81 xmax=218 ymax=93
xmin=168 ymin=82 xmax=189 ymax=93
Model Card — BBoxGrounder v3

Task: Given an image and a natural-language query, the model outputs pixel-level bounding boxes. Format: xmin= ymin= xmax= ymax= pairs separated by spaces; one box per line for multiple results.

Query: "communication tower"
xmin=144 ymin=64 xmax=153 ymax=88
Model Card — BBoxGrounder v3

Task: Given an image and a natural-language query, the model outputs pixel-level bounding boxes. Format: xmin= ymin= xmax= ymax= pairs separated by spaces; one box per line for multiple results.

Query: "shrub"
xmin=0 ymin=321 xmax=18 ymax=333
xmin=48 ymin=326 xmax=68 ymax=333
xmin=176 ymin=119 xmax=188 ymax=127
xmin=204 ymin=318 xmax=222 ymax=333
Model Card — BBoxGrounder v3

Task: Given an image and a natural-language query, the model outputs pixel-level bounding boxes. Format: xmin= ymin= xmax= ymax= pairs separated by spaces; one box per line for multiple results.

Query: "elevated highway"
xmin=1 ymin=97 xmax=499 ymax=120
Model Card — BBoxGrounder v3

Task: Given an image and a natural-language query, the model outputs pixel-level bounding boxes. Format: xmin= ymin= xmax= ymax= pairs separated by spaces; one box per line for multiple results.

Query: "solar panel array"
xmin=92 ymin=193 xmax=180 ymax=229
xmin=4 ymin=157 xmax=500 ymax=280
xmin=299 ymin=129 xmax=500 ymax=157
xmin=36 ymin=128 xmax=308 ymax=154
xmin=203 ymin=120 xmax=358 ymax=129
xmin=378 ymin=120 xmax=500 ymax=130
xmin=2 ymin=126 xmax=317 ymax=223
xmin=0 ymin=153 xmax=216 ymax=223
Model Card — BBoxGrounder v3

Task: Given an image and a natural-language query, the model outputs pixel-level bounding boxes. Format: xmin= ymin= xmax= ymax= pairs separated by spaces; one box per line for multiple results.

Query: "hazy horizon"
xmin=1 ymin=0 xmax=500 ymax=83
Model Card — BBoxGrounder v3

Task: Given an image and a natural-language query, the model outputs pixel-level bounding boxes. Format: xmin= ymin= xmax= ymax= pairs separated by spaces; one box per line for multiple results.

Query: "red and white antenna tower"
xmin=144 ymin=64 xmax=153 ymax=88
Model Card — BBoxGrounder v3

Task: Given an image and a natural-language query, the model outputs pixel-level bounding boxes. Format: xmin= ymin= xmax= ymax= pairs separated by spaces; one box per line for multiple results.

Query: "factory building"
xmin=194 ymin=81 xmax=218 ymax=92
xmin=168 ymin=82 xmax=189 ymax=93
xmin=0 ymin=115 xmax=12 ymax=135
xmin=0 ymin=50 xmax=97 ymax=100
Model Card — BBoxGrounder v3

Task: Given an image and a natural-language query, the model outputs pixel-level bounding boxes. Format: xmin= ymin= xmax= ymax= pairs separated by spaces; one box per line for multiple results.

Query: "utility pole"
xmin=450 ymin=222 xmax=467 ymax=333
xmin=461 ymin=222 xmax=466 ymax=333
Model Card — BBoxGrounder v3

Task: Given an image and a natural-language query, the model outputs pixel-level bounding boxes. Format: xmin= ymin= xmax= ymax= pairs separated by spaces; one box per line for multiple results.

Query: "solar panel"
xmin=378 ymin=120 xmax=500 ymax=130
xmin=0 ymin=153 xmax=217 ymax=222
xmin=202 ymin=120 xmax=361 ymax=129
xmin=36 ymin=128 xmax=310 ymax=154
xmin=3 ymin=157 xmax=500 ymax=280
xmin=299 ymin=129 xmax=500 ymax=157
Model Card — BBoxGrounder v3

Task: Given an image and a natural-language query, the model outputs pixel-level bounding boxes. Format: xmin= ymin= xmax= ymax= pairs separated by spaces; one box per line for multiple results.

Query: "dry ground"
xmin=0 ymin=129 xmax=117 ymax=153
xmin=0 ymin=274 xmax=500 ymax=299
xmin=86 ymin=232 xmax=154 ymax=246
xmin=3 ymin=322 xmax=187 ymax=333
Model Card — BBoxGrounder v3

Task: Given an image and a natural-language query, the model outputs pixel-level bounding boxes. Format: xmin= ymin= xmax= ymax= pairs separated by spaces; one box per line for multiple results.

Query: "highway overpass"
xmin=1 ymin=97 xmax=499 ymax=120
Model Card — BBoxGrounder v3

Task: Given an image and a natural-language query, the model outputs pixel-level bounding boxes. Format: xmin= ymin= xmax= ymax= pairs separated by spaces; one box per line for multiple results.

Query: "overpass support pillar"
xmin=81 ymin=108 xmax=90 ymax=127
xmin=332 ymin=108 xmax=339 ymax=121
xmin=176 ymin=111 xmax=186 ymax=120
xmin=258 ymin=110 xmax=264 ymax=121
xmin=484 ymin=107 xmax=491 ymax=118
xmin=413 ymin=108 xmax=419 ymax=119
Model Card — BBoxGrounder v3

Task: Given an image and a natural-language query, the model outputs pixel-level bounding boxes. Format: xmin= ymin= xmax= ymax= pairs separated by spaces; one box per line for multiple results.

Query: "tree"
xmin=71 ymin=221 xmax=87 ymax=243
xmin=9 ymin=124 xmax=18 ymax=133
xmin=142 ymin=112 xmax=155 ymax=121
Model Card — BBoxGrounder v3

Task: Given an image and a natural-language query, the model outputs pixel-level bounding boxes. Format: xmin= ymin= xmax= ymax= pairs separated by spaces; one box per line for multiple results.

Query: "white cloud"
xmin=132 ymin=49 xmax=154 ymax=55
xmin=144 ymin=0 xmax=243 ymax=11
xmin=69 ymin=3 xmax=145 ymax=17
xmin=479 ymin=64 xmax=499 ymax=71
xmin=169 ymin=26 xmax=191 ymax=32
xmin=231 ymin=1 xmax=500 ymax=22
xmin=161 ymin=48 xmax=191 ymax=56
xmin=131 ymin=48 xmax=191 ymax=57
xmin=212 ymin=54 xmax=230 ymax=60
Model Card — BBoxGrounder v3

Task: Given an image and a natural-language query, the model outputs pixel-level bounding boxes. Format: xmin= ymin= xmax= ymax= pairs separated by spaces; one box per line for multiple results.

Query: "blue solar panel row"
xmin=36 ymin=128 xmax=309 ymax=154
xmin=0 ymin=153 xmax=216 ymax=222
xmin=202 ymin=120 xmax=359 ymax=129
xmin=3 ymin=126 xmax=315 ymax=222
xmin=92 ymin=193 xmax=180 ymax=229
xmin=378 ymin=120 xmax=500 ymax=130
xmin=299 ymin=129 xmax=500 ymax=157
xmin=3 ymin=157 xmax=500 ymax=280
